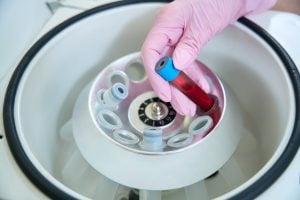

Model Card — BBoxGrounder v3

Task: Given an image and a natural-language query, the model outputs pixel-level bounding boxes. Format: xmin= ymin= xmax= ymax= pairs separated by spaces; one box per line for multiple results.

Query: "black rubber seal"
xmin=3 ymin=0 xmax=300 ymax=199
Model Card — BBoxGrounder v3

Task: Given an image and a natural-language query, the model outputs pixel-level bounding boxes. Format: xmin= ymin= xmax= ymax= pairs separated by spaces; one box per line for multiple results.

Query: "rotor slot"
xmin=125 ymin=61 xmax=146 ymax=83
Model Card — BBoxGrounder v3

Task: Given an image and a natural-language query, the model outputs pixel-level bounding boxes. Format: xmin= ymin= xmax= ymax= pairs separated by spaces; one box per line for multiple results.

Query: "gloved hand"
xmin=142 ymin=0 xmax=276 ymax=116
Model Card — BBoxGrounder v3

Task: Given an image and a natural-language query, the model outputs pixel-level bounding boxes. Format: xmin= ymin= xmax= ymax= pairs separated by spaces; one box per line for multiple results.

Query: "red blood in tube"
xmin=155 ymin=56 xmax=220 ymax=122
xmin=172 ymin=71 xmax=221 ymax=124
xmin=171 ymin=72 xmax=214 ymax=112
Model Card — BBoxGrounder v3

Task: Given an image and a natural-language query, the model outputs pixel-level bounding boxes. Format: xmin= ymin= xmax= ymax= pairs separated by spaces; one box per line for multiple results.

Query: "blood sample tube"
xmin=155 ymin=56 xmax=216 ymax=113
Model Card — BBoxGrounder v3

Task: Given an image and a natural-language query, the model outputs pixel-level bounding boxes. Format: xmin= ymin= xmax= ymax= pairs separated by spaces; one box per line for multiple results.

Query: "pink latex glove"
xmin=142 ymin=0 xmax=276 ymax=116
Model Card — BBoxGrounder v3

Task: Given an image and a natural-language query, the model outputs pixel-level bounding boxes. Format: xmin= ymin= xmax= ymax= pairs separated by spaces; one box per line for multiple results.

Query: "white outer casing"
xmin=0 ymin=1 xmax=299 ymax=199
xmin=248 ymin=11 xmax=300 ymax=199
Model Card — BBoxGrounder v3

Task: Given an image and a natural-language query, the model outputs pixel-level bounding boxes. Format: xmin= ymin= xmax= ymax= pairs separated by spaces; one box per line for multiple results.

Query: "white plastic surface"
xmin=0 ymin=0 xmax=51 ymax=82
xmin=249 ymin=11 xmax=300 ymax=68
xmin=0 ymin=1 xmax=299 ymax=199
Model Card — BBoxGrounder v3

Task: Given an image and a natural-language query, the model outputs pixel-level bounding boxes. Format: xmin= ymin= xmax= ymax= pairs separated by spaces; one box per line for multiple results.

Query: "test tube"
xmin=97 ymin=82 xmax=128 ymax=109
xmin=139 ymin=127 xmax=165 ymax=151
xmin=155 ymin=56 xmax=215 ymax=112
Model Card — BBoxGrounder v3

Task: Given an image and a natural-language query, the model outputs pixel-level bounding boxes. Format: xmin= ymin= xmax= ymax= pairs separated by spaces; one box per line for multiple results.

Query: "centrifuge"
xmin=0 ymin=0 xmax=299 ymax=200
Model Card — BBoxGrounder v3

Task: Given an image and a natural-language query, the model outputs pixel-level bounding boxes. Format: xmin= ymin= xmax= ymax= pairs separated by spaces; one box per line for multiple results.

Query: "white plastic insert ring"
xmin=96 ymin=109 xmax=122 ymax=130
xmin=108 ymin=70 xmax=130 ymax=88
xmin=113 ymin=129 xmax=140 ymax=145
xmin=167 ymin=133 xmax=193 ymax=148
xmin=188 ymin=115 xmax=213 ymax=136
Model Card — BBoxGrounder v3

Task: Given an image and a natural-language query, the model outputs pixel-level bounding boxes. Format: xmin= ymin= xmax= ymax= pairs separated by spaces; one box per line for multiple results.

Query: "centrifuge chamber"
xmin=1 ymin=1 xmax=300 ymax=200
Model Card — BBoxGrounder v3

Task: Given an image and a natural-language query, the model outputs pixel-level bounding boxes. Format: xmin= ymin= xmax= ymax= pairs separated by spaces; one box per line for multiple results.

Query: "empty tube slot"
xmin=125 ymin=60 xmax=146 ymax=83
xmin=188 ymin=115 xmax=213 ymax=136
xmin=97 ymin=109 xmax=123 ymax=130
xmin=109 ymin=70 xmax=130 ymax=88
xmin=113 ymin=129 xmax=140 ymax=145
xmin=167 ymin=133 xmax=193 ymax=148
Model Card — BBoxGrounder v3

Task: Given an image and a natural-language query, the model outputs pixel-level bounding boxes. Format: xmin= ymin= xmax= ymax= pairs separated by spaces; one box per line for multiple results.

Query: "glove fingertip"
xmin=189 ymin=104 xmax=197 ymax=116
xmin=149 ymin=76 xmax=171 ymax=102
xmin=157 ymin=90 xmax=171 ymax=102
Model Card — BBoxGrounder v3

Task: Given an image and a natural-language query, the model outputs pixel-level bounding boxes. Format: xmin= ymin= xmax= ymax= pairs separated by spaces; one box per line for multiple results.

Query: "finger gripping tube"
xmin=155 ymin=56 xmax=215 ymax=112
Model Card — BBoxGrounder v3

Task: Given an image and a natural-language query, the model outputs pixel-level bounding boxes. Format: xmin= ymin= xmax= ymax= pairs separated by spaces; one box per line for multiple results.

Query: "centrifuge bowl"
xmin=3 ymin=1 xmax=300 ymax=200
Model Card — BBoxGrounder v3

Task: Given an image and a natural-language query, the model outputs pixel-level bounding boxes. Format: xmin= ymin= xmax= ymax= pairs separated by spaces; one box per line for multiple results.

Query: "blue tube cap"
xmin=155 ymin=56 xmax=180 ymax=81
xmin=111 ymin=82 xmax=128 ymax=100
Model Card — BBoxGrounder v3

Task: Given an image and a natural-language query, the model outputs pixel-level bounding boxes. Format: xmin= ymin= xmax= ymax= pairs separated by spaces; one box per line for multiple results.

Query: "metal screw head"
xmin=151 ymin=102 xmax=165 ymax=119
